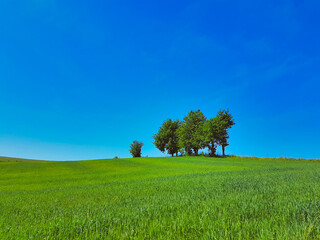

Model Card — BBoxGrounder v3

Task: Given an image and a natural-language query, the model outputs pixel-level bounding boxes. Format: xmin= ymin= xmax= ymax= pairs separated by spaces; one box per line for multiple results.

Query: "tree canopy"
xmin=129 ymin=141 xmax=144 ymax=158
xmin=153 ymin=119 xmax=181 ymax=156
xmin=177 ymin=110 xmax=206 ymax=156
xmin=153 ymin=109 xmax=235 ymax=157
xmin=203 ymin=117 xmax=219 ymax=156
xmin=214 ymin=109 xmax=235 ymax=156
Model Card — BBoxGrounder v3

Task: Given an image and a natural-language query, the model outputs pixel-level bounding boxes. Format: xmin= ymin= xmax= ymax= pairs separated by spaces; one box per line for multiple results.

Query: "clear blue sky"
xmin=0 ymin=0 xmax=319 ymax=160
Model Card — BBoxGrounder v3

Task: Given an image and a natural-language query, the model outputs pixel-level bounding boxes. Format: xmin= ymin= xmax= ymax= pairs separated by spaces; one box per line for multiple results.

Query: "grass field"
xmin=1 ymin=156 xmax=320 ymax=239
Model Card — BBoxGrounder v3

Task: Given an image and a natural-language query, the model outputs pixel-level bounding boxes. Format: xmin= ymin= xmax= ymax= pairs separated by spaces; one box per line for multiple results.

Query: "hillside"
xmin=0 ymin=156 xmax=45 ymax=162
xmin=1 ymin=156 xmax=320 ymax=239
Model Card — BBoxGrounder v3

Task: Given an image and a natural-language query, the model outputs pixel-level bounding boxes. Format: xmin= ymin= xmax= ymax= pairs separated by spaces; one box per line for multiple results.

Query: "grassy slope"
xmin=0 ymin=156 xmax=44 ymax=162
xmin=0 ymin=156 xmax=320 ymax=239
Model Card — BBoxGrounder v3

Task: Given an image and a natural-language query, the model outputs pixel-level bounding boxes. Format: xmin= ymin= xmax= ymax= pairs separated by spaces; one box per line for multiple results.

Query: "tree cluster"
xmin=153 ymin=109 xmax=235 ymax=157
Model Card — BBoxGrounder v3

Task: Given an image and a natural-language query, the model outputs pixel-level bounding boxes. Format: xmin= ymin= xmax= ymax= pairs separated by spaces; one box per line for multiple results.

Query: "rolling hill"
xmin=0 ymin=156 xmax=319 ymax=239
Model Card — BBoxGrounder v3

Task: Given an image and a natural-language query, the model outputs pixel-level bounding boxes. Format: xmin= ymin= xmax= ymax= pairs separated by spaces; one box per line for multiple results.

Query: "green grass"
xmin=0 ymin=156 xmax=44 ymax=162
xmin=1 ymin=156 xmax=320 ymax=239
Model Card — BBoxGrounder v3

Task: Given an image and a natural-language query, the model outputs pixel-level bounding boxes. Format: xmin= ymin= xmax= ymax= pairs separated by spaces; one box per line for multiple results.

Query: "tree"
xmin=129 ymin=141 xmax=144 ymax=158
xmin=153 ymin=119 xmax=181 ymax=157
xmin=214 ymin=109 xmax=235 ymax=156
xmin=177 ymin=110 xmax=206 ymax=155
xmin=219 ymin=135 xmax=229 ymax=157
xmin=203 ymin=118 xmax=219 ymax=156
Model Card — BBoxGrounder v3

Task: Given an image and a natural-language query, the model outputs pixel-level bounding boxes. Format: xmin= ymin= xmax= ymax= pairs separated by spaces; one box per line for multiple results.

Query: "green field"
xmin=1 ymin=156 xmax=320 ymax=239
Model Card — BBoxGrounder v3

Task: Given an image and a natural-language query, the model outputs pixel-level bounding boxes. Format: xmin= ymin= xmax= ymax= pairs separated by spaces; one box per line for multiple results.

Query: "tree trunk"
xmin=194 ymin=148 xmax=198 ymax=156
xmin=171 ymin=153 xmax=174 ymax=157
xmin=222 ymin=145 xmax=225 ymax=156
xmin=176 ymin=152 xmax=178 ymax=157
xmin=209 ymin=147 xmax=214 ymax=157
xmin=209 ymin=142 xmax=216 ymax=157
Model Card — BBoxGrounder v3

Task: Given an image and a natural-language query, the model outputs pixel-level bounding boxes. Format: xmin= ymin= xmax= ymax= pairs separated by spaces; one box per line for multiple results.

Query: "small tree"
xmin=215 ymin=109 xmax=235 ymax=156
xmin=153 ymin=119 xmax=181 ymax=157
xmin=129 ymin=141 xmax=144 ymax=158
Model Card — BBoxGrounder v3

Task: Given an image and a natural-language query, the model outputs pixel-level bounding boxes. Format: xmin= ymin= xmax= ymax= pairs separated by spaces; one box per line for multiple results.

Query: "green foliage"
xmin=178 ymin=110 xmax=206 ymax=155
xmin=203 ymin=118 xmax=219 ymax=156
xmin=214 ymin=109 xmax=235 ymax=155
xmin=153 ymin=119 xmax=181 ymax=156
xmin=1 ymin=156 xmax=320 ymax=239
xmin=129 ymin=140 xmax=144 ymax=157
xmin=203 ymin=109 xmax=235 ymax=156
xmin=154 ymin=109 xmax=235 ymax=157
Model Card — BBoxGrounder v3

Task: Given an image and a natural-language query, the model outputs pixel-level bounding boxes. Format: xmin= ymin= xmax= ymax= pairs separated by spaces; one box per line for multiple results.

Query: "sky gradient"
xmin=0 ymin=0 xmax=319 ymax=160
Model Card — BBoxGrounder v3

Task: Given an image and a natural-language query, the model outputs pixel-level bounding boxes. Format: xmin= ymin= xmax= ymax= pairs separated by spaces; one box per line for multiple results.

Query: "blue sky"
xmin=0 ymin=0 xmax=319 ymax=160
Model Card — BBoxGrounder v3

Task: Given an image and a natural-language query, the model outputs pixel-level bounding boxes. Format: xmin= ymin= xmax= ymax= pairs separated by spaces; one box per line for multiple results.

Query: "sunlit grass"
xmin=0 ymin=156 xmax=320 ymax=239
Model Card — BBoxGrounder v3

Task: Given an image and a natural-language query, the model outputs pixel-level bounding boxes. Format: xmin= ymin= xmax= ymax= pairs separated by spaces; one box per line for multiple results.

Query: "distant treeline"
xmin=153 ymin=109 xmax=235 ymax=157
